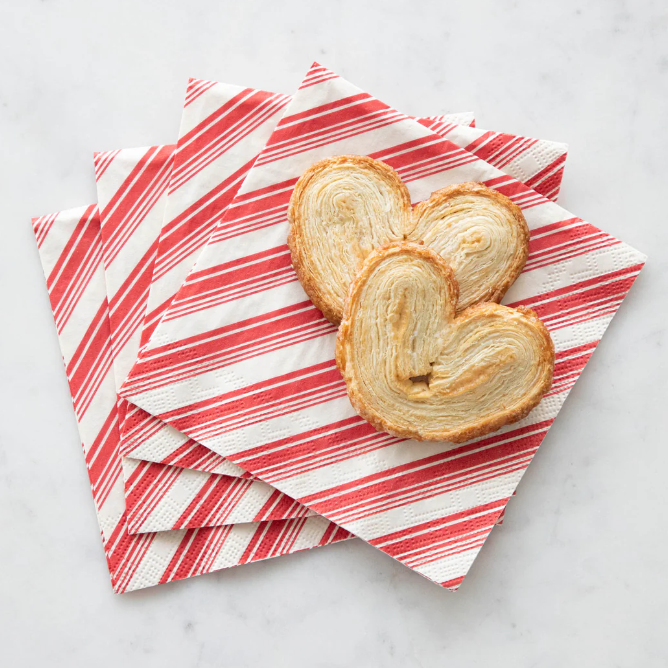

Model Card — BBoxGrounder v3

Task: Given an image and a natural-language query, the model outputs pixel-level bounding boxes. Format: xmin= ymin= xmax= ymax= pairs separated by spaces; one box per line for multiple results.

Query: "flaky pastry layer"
xmin=289 ymin=156 xmax=529 ymax=324
xmin=409 ymin=182 xmax=529 ymax=312
xmin=288 ymin=155 xmax=412 ymax=324
xmin=335 ymin=243 xmax=554 ymax=443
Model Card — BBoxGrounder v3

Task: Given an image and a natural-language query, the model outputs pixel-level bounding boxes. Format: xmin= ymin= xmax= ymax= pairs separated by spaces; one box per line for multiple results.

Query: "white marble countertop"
xmin=1 ymin=1 xmax=666 ymax=666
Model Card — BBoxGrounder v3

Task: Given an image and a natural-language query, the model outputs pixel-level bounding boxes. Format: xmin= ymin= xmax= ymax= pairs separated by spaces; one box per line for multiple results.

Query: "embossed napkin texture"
xmin=120 ymin=63 xmax=645 ymax=590
xmin=32 ymin=206 xmax=352 ymax=592
xmin=108 ymin=78 xmax=567 ymax=537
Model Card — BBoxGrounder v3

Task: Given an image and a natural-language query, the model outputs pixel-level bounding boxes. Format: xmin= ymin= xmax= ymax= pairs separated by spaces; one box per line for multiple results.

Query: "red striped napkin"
xmin=95 ymin=144 xmax=315 ymax=533
xmin=31 ymin=205 xmax=350 ymax=592
xmin=28 ymin=87 xmax=533 ymax=589
xmin=102 ymin=78 xmax=568 ymax=539
xmin=92 ymin=82 xmax=482 ymax=534
xmin=120 ymin=63 xmax=646 ymax=590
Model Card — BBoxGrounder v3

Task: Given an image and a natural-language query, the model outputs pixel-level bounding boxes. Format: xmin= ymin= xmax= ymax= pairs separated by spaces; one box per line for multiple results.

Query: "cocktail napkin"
xmin=95 ymin=144 xmax=314 ymax=532
xmin=117 ymin=80 xmax=477 ymax=474
xmin=109 ymin=79 xmax=568 ymax=537
xmin=100 ymin=80 xmax=493 ymax=533
xmin=121 ymin=63 xmax=646 ymax=590
xmin=119 ymin=77 xmax=567 ymax=482
xmin=31 ymin=205 xmax=350 ymax=592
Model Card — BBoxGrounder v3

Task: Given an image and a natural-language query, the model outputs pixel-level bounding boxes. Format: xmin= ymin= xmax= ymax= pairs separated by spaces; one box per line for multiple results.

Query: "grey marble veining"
xmin=0 ymin=1 xmax=666 ymax=666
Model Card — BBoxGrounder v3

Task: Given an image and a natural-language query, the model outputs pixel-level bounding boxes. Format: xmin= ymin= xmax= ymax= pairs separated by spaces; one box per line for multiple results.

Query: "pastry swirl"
xmin=335 ymin=243 xmax=554 ymax=443
xmin=409 ymin=182 xmax=528 ymax=312
xmin=289 ymin=156 xmax=529 ymax=323
xmin=288 ymin=155 xmax=412 ymax=324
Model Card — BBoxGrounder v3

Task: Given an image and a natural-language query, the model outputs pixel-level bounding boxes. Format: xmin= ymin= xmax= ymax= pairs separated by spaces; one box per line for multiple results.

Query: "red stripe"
xmin=300 ymin=426 xmax=549 ymax=522
xmin=258 ymin=113 xmax=405 ymax=167
xmin=441 ymin=576 xmax=465 ymax=590
xmin=508 ymin=264 xmax=643 ymax=316
xmin=525 ymin=153 xmax=567 ymax=189
xmin=123 ymin=302 xmax=335 ymax=395
xmin=46 ymin=205 xmax=100 ymax=331
xmin=256 ymin=93 xmax=405 ymax=166
xmin=171 ymin=474 xmax=252 ymax=529
xmin=105 ymin=518 xmax=150 ymax=592
xmin=464 ymin=131 xmax=518 ymax=164
xmin=416 ymin=117 xmax=458 ymax=136
xmin=302 ymin=421 xmax=551 ymax=509
xmin=171 ymin=89 xmax=289 ymax=190
xmin=300 ymin=72 xmax=340 ymax=89
xmin=163 ymin=245 xmax=294 ymax=322
xmin=272 ymin=91 xmax=374 ymax=130
xmin=184 ymin=78 xmax=217 ymax=107
xmin=65 ymin=299 xmax=114 ymax=417
xmin=547 ymin=340 xmax=599 ymax=397
xmin=529 ymin=218 xmax=587 ymax=252
xmin=32 ymin=212 xmax=59 ymax=248
xmin=138 ymin=298 xmax=170 ymax=349
xmin=162 ymin=361 xmax=344 ymax=438
xmin=94 ymin=149 xmax=121 ymax=180
xmin=370 ymin=497 xmax=507 ymax=551
xmin=239 ymin=518 xmax=304 ymax=563
xmin=124 ymin=461 xmax=182 ymax=532
xmin=371 ymin=137 xmax=461 ymax=173
xmin=99 ymin=146 xmax=173 ymax=255
xmin=469 ymin=134 xmax=538 ymax=170
xmin=524 ymin=219 xmax=621 ymax=272
xmin=400 ymin=153 xmax=479 ymax=184
xmin=206 ymin=178 xmax=296 ymax=244
xmin=253 ymin=489 xmax=302 ymax=522
xmin=84 ymin=404 xmax=121 ymax=508
xmin=164 ymin=438 xmax=246 ymax=475
xmin=483 ymin=176 xmax=549 ymax=210
xmin=318 ymin=522 xmax=352 ymax=545
xmin=151 ymin=157 xmax=256 ymax=282
xmin=159 ymin=527 xmax=223 ymax=583
xmin=118 ymin=406 xmax=165 ymax=455
xmin=177 ymin=88 xmax=256 ymax=155
xmin=106 ymin=241 xmax=158 ymax=350
xmin=232 ymin=415 xmax=396 ymax=481
xmin=109 ymin=524 xmax=156 ymax=593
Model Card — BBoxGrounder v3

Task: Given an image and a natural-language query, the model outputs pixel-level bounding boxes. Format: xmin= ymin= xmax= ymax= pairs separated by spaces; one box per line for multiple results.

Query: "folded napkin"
xmin=120 ymin=79 xmax=568 ymax=477
xmin=121 ymin=63 xmax=646 ymax=590
xmin=110 ymin=78 xmax=568 ymax=537
xmin=95 ymin=144 xmax=314 ymax=532
xmin=117 ymin=81 xmax=475 ymax=472
xmin=26 ymin=88 xmax=489 ymax=588
xmin=94 ymin=90 xmax=474 ymax=532
xmin=31 ymin=206 xmax=350 ymax=592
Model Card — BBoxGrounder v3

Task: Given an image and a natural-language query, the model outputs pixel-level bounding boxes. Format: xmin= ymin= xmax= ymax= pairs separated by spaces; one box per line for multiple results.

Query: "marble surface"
xmin=1 ymin=1 xmax=667 ymax=666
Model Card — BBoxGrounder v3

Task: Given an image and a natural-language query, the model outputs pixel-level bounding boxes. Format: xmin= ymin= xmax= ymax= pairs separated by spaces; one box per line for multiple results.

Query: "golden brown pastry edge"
xmin=411 ymin=181 xmax=531 ymax=311
xmin=287 ymin=155 xmax=412 ymax=325
xmin=335 ymin=242 xmax=555 ymax=444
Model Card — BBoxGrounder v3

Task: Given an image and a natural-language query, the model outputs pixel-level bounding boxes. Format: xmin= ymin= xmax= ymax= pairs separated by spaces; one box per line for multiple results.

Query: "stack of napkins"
xmin=32 ymin=63 xmax=646 ymax=593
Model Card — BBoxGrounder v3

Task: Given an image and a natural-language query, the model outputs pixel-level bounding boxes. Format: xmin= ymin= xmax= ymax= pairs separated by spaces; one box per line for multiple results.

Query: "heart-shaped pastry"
xmin=335 ymin=243 xmax=554 ymax=443
xmin=289 ymin=155 xmax=529 ymax=324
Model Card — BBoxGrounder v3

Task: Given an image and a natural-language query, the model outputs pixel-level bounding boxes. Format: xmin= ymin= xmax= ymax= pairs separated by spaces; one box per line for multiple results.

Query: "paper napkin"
xmin=117 ymin=80 xmax=478 ymax=473
xmin=95 ymin=144 xmax=315 ymax=532
xmin=31 ymin=206 xmax=351 ymax=592
xmin=97 ymin=80 xmax=496 ymax=534
xmin=121 ymin=63 xmax=646 ymax=591
xmin=108 ymin=78 xmax=568 ymax=537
